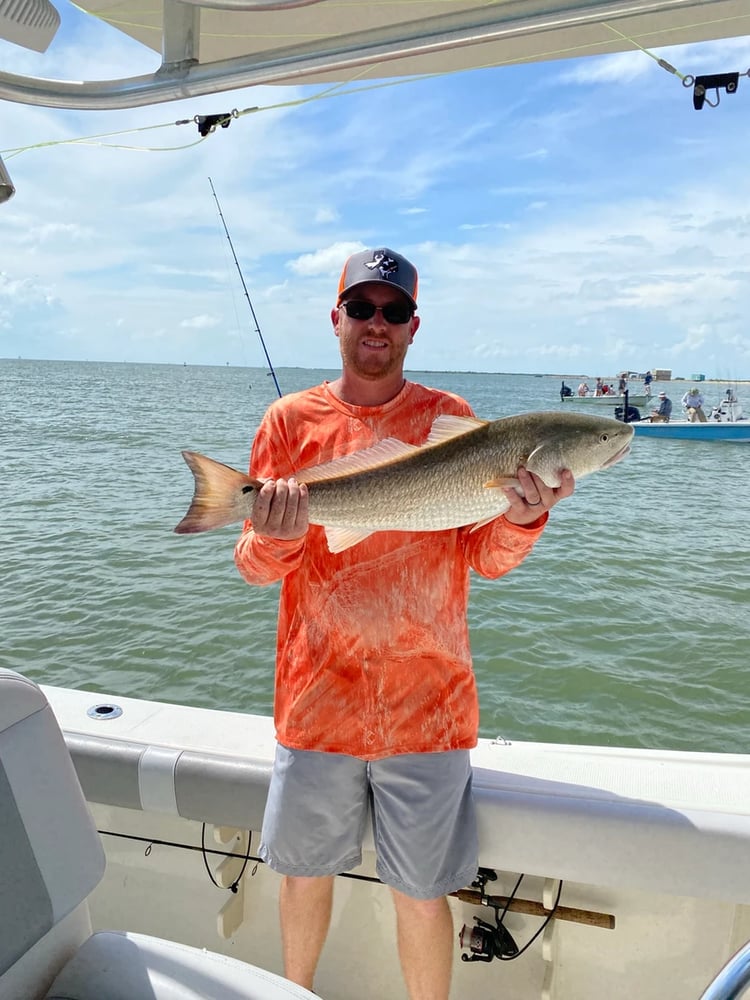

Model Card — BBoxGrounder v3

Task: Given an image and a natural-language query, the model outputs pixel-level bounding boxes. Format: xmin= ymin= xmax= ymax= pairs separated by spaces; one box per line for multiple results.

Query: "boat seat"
xmin=0 ymin=668 xmax=318 ymax=1000
xmin=45 ymin=931 xmax=319 ymax=999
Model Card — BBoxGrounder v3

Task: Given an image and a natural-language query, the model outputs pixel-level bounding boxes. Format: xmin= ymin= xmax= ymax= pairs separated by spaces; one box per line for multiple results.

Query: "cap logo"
xmin=364 ymin=250 xmax=400 ymax=280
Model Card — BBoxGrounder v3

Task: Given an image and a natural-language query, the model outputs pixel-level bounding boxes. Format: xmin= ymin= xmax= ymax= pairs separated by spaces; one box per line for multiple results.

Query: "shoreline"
xmin=3 ymin=357 xmax=749 ymax=383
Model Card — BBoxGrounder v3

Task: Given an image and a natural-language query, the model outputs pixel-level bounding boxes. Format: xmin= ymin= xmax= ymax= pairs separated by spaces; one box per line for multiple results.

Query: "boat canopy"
xmin=0 ymin=0 xmax=749 ymax=110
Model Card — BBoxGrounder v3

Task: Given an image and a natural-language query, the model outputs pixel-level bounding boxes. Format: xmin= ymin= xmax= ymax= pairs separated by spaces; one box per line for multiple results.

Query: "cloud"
xmin=288 ymin=242 xmax=364 ymax=277
xmin=180 ymin=315 xmax=221 ymax=329
xmin=314 ymin=206 xmax=339 ymax=223
xmin=560 ymin=50 xmax=654 ymax=85
xmin=519 ymin=148 xmax=549 ymax=161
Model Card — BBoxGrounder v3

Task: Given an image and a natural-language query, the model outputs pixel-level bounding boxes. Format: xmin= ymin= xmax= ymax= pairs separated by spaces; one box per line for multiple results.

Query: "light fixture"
xmin=0 ymin=154 xmax=15 ymax=204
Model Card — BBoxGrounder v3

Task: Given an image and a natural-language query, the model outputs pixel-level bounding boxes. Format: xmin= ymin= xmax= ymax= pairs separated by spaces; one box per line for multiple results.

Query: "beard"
xmin=339 ymin=336 xmax=410 ymax=381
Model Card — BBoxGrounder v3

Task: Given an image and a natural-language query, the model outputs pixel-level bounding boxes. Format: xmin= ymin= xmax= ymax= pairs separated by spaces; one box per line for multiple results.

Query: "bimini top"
xmin=0 ymin=0 xmax=749 ymax=110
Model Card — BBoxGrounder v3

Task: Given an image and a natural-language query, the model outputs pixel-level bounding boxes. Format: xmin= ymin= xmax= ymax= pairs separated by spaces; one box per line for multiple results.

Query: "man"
xmin=233 ymin=247 xmax=574 ymax=999
xmin=682 ymin=386 xmax=707 ymax=422
xmin=651 ymin=390 xmax=673 ymax=423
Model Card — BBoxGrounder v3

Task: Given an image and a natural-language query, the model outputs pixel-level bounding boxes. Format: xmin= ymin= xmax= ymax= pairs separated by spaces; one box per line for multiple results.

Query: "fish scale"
xmin=303 ymin=440 xmax=512 ymax=530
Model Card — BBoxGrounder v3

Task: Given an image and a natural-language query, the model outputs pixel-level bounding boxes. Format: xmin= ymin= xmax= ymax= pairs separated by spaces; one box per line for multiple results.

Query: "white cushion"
xmin=0 ymin=669 xmax=47 ymax=731
xmin=0 ymin=674 xmax=105 ymax=978
xmin=46 ymin=930 xmax=320 ymax=999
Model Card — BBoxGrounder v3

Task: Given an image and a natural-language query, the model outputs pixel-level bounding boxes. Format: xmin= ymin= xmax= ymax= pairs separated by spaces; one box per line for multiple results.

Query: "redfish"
xmin=175 ymin=411 xmax=632 ymax=553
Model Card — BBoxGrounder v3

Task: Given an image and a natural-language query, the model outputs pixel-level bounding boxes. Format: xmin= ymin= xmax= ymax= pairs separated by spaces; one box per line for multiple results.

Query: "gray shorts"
xmin=259 ymin=744 xmax=478 ymax=900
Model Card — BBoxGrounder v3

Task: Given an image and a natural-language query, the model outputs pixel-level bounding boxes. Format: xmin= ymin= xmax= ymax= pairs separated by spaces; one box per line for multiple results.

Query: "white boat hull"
xmin=633 ymin=421 xmax=750 ymax=441
xmin=561 ymin=394 xmax=649 ymax=407
xmin=41 ymin=683 xmax=750 ymax=1000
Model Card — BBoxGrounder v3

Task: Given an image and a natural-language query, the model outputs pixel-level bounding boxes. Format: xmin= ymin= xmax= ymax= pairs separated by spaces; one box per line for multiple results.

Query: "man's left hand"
xmin=502 ymin=467 xmax=575 ymax=526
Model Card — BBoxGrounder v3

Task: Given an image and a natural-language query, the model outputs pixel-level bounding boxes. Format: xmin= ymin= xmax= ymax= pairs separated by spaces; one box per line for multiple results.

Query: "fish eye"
xmin=600 ymin=433 xmax=609 ymax=442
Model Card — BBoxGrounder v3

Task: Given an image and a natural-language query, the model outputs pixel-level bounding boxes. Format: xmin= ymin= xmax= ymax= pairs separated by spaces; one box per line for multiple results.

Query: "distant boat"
xmin=632 ymin=393 xmax=749 ymax=441
xmin=561 ymin=392 xmax=649 ymax=407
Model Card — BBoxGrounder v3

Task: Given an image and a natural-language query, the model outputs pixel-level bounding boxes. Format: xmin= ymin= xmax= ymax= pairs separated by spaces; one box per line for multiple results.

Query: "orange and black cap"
xmin=337 ymin=248 xmax=418 ymax=309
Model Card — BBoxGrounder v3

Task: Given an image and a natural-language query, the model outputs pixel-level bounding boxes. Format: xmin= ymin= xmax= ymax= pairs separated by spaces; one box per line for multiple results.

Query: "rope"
xmin=602 ymin=21 xmax=688 ymax=81
xmin=200 ymin=824 xmax=255 ymax=893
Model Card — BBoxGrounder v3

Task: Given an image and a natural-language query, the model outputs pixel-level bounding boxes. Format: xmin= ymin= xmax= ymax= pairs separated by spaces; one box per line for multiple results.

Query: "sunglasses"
xmin=340 ymin=299 xmax=413 ymax=325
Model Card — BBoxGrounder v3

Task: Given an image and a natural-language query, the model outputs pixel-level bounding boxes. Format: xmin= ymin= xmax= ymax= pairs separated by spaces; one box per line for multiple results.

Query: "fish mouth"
xmin=602 ymin=443 xmax=631 ymax=469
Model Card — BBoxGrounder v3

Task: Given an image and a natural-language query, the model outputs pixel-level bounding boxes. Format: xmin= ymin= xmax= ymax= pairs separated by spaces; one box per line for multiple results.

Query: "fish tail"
xmin=174 ymin=451 xmax=260 ymax=534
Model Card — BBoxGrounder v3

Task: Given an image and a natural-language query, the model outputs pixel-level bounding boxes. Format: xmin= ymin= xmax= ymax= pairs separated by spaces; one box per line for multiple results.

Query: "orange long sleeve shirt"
xmin=234 ymin=380 xmax=547 ymax=761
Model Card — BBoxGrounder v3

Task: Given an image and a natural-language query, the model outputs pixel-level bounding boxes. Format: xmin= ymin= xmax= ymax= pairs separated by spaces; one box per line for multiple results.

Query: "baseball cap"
xmin=689 ymin=387 xmax=700 ymax=394
xmin=337 ymin=248 xmax=418 ymax=309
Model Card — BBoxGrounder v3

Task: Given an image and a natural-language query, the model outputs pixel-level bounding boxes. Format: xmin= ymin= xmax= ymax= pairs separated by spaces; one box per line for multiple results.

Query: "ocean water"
xmin=3 ymin=358 xmax=749 ymax=754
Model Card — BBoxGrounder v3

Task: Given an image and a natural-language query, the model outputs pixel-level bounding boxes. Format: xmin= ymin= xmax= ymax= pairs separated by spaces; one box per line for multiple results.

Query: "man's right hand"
xmin=252 ymin=478 xmax=309 ymax=540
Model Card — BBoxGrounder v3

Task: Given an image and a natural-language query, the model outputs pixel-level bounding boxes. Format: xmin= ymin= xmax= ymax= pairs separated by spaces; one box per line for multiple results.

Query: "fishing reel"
xmin=459 ymin=869 xmax=519 ymax=963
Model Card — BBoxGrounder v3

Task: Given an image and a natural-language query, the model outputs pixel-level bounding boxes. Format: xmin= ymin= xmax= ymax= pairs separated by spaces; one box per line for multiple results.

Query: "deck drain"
xmin=87 ymin=703 xmax=123 ymax=720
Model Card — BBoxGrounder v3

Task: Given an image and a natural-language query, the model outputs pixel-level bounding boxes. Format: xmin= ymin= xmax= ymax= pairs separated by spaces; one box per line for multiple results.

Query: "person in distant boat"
xmin=233 ymin=247 xmax=575 ymax=1000
xmin=651 ymin=391 xmax=672 ymax=423
xmin=577 ymin=382 xmax=590 ymax=397
xmin=644 ymin=371 xmax=653 ymax=395
xmin=618 ymin=374 xmax=628 ymax=393
xmin=595 ymin=377 xmax=604 ymax=396
xmin=682 ymin=387 xmax=707 ymax=422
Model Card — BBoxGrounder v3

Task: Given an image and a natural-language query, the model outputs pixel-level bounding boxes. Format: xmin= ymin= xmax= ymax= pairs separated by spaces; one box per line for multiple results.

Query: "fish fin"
xmin=424 ymin=414 xmax=488 ymax=446
xmin=524 ymin=443 xmax=560 ymax=487
xmin=297 ymin=438 xmax=419 ymax=484
xmin=484 ymin=476 xmax=521 ymax=489
xmin=295 ymin=416 xmax=484 ymax=485
xmin=526 ymin=444 xmax=544 ymax=465
xmin=174 ymin=451 xmax=260 ymax=534
xmin=324 ymin=526 xmax=376 ymax=553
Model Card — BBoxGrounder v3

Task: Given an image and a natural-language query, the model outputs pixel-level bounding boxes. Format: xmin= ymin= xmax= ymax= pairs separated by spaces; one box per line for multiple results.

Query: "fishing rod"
xmin=208 ymin=176 xmax=282 ymax=398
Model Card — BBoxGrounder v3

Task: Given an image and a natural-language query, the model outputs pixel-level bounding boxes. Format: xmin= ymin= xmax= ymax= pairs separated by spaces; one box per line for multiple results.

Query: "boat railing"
xmin=700 ymin=941 xmax=750 ymax=1000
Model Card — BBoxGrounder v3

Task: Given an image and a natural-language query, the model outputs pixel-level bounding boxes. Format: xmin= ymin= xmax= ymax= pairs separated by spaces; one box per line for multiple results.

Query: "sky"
xmin=2 ymin=7 xmax=750 ymax=377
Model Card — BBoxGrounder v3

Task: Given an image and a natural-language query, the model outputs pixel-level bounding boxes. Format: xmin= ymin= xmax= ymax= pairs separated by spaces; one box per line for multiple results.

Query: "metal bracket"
xmin=195 ymin=111 xmax=236 ymax=136
xmin=691 ymin=71 xmax=740 ymax=110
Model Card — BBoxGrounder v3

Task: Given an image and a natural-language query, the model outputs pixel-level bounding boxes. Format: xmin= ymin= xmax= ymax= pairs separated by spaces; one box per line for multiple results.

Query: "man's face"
xmin=332 ymin=282 xmax=420 ymax=381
